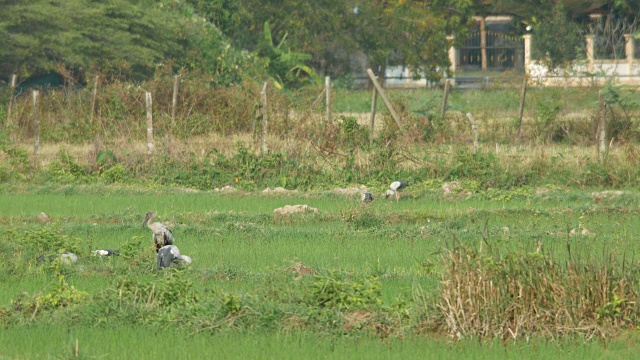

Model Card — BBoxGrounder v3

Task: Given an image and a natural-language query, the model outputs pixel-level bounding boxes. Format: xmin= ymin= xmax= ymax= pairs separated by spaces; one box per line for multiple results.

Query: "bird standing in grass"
xmin=142 ymin=211 xmax=174 ymax=252
xmin=157 ymin=245 xmax=192 ymax=270
xmin=385 ymin=180 xmax=408 ymax=202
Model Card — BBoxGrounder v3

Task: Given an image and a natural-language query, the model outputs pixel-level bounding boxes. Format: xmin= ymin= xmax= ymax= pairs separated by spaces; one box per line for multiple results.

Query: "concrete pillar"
xmin=447 ymin=35 xmax=457 ymax=75
xmin=624 ymin=34 xmax=634 ymax=75
xmin=523 ymin=34 xmax=532 ymax=74
xmin=480 ymin=16 xmax=487 ymax=71
xmin=585 ymin=35 xmax=595 ymax=73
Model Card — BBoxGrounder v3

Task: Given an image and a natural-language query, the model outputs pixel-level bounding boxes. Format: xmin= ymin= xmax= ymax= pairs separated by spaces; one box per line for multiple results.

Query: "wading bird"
xmin=385 ymin=180 xmax=408 ymax=202
xmin=157 ymin=245 xmax=192 ymax=270
xmin=142 ymin=211 xmax=174 ymax=252
xmin=361 ymin=192 xmax=374 ymax=204
xmin=92 ymin=249 xmax=120 ymax=257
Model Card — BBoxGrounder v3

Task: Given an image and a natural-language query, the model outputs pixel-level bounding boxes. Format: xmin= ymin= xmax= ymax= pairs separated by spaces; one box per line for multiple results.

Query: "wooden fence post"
xmin=33 ymin=90 xmax=40 ymax=163
xmin=145 ymin=92 xmax=154 ymax=156
xmin=325 ymin=76 xmax=331 ymax=122
xmin=516 ymin=75 xmax=527 ymax=136
xmin=465 ymin=112 xmax=479 ymax=155
xmin=171 ymin=75 xmax=180 ymax=126
xmin=6 ymin=74 xmax=16 ymax=126
xmin=441 ymin=78 xmax=450 ymax=119
xmin=261 ymin=82 xmax=268 ymax=155
xmin=598 ymin=92 xmax=607 ymax=163
xmin=90 ymin=75 xmax=99 ymax=124
xmin=370 ymin=84 xmax=378 ymax=145
xmin=366 ymin=69 xmax=403 ymax=129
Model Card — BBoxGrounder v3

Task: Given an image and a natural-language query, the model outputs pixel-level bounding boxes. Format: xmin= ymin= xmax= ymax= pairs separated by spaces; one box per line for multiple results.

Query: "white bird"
xmin=142 ymin=211 xmax=174 ymax=252
xmin=92 ymin=249 xmax=119 ymax=257
xmin=361 ymin=192 xmax=374 ymax=203
xmin=157 ymin=245 xmax=191 ymax=270
xmin=385 ymin=181 xmax=408 ymax=202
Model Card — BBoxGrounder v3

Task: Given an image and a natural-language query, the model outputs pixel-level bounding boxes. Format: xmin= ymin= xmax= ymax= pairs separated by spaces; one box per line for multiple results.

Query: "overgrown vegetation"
xmin=1 ymin=73 xmax=640 ymax=191
xmin=2 ymin=189 xmax=640 ymax=346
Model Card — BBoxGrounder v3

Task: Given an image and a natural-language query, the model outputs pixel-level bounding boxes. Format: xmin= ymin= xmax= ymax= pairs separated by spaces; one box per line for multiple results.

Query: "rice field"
xmin=1 ymin=185 xmax=640 ymax=358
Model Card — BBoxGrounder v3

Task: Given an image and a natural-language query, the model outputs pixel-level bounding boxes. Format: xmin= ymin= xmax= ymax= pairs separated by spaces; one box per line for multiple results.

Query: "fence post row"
xmin=598 ymin=92 xmax=607 ymax=163
xmin=6 ymin=74 xmax=17 ymax=126
xmin=145 ymin=92 xmax=154 ymax=156
xmin=441 ymin=78 xmax=450 ymax=120
xmin=517 ymin=75 xmax=527 ymax=137
xmin=465 ymin=112 xmax=479 ymax=155
xmin=33 ymin=90 xmax=40 ymax=163
xmin=325 ymin=76 xmax=331 ymax=123
xmin=90 ymin=75 xmax=99 ymax=124
xmin=369 ymin=83 xmax=378 ymax=145
xmin=171 ymin=75 xmax=180 ymax=126
xmin=261 ymin=82 xmax=268 ymax=155
xmin=366 ymin=69 xmax=403 ymax=129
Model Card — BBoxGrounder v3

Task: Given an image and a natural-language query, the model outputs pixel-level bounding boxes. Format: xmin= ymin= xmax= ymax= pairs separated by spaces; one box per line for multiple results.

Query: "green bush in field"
xmin=47 ymin=149 xmax=89 ymax=183
xmin=307 ymin=272 xmax=382 ymax=310
xmin=13 ymin=226 xmax=82 ymax=256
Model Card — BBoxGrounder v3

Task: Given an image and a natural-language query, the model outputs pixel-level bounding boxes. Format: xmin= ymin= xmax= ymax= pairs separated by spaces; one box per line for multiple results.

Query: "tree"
xmin=188 ymin=0 xmax=474 ymax=82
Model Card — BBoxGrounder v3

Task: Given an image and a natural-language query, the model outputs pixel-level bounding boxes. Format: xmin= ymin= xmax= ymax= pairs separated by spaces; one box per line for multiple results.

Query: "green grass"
xmin=2 ymin=187 xmax=640 ymax=357
xmin=332 ymin=87 xmax=602 ymax=116
xmin=0 ymin=325 xmax=638 ymax=360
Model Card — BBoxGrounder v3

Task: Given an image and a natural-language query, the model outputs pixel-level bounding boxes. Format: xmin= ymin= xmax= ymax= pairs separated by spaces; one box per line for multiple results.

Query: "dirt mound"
xmin=263 ymin=187 xmax=298 ymax=195
xmin=591 ymin=190 xmax=627 ymax=202
xmin=273 ymin=204 xmax=319 ymax=216
xmin=213 ymin=185 xmax=238 ymax=193
xmin=332 ymin=185 xmax=369 ymax=197
xmin=286 ymin=262 xmax=317 ymax=276
xmin=37 ymin=212 xmax=50 ymax=223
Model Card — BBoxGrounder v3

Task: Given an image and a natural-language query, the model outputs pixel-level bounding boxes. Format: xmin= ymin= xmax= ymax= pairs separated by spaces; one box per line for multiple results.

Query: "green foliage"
xmin=0 ymin=0 xmax=183 ymax=79
xmin=30 ymin=275 xmax=90 ymax=312
xmin=13 ymin=226 xmax=82 ymax=256
xmin=101 ymin=164 xmax=127 ymax=184
xmin=308 ymin=272 xmax=382 ymax=310
xmin=258 ymin=21 xmax=320 ymax=89
xmin=47 ymin=149 xmax=89 ymax=183
xmin=531 ymin=6 xmax=582 ymax=70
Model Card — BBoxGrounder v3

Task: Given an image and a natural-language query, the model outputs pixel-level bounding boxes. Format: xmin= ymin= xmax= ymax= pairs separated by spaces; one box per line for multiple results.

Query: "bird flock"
xmin=37 ymin=211 xmax=192 ymax=271
xmin=37 ymin=181 xmax=408 ymax=268
xmin=362 ymin=180 xmax=409 ymax=204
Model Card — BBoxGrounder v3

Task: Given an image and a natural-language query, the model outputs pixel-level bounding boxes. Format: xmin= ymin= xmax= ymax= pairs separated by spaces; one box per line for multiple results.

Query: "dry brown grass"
xmin=438 ymin=244 xmax=640 ymax=341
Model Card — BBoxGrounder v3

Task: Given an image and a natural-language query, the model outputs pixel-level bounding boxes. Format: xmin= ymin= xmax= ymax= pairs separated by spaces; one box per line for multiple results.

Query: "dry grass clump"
xmin=438 ymin=243 xmax=640 ymax=341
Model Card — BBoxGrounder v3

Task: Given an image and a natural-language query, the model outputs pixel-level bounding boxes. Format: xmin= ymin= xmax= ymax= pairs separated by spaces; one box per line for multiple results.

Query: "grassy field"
xmin=1 ymin=185 xmax=640 ymax=358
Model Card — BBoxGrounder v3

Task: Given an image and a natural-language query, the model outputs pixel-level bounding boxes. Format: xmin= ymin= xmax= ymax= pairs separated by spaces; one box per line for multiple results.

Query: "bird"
xmin=385 ymin=180 xmax=408 ymax=202
xmin=157 ymin=245 xmax=192 ymax=270
xmin=37 ymin=252 xmax=78 ymax=265
xmin=92 ymin=249 xmax=120 ymax=257
xmin=361 ymin=192 xmax=374 ymax=203
xmin=142 ymin=211 xmax=174 ymax=252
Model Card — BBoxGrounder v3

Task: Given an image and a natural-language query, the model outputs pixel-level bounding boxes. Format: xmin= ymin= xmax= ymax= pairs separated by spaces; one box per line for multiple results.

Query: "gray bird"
xmin=142 ymin=211 xmax=174 ymax=252
xmin=157 ymin=245 xmax=192 ymax=270
xmin=361 ymin=192 xmax=374 ymax=203
xmin=385 ymin=180 xmax=408 ymax=202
